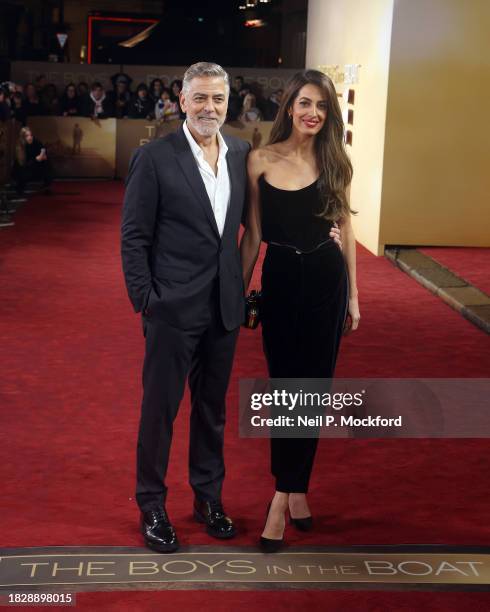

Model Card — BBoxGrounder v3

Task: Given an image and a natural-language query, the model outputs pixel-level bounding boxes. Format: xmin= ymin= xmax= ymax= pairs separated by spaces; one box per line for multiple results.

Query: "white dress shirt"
xmin=183 ymin=120 xmax=231 ymax=237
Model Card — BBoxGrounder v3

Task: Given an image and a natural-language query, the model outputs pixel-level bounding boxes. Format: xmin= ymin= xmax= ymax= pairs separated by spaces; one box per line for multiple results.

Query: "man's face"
xmin=180 ymin=76 xmax=228 ymax=137
xmin=93 ymin=87 xmax=103 ymax=100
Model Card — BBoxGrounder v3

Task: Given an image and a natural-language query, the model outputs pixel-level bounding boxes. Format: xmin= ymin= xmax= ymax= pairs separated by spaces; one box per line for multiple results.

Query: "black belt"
xmin=268 ymin=238 xmax=332 ymax=255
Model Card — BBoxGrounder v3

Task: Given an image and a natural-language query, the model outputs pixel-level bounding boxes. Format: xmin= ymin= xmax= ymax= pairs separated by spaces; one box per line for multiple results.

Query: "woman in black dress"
xmin=241 ymin=70 xmax=360 ymax=551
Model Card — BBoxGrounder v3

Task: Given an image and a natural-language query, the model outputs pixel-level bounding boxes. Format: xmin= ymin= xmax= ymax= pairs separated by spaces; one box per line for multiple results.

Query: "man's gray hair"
xmin=182 ymin=62 xmax=230 ymax=96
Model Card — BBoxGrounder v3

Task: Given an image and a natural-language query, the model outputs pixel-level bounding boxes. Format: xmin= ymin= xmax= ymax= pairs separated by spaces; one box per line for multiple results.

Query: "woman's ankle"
xmin=272 ymin=491 xmax=289 ymax=510
xmin=288 ymin=493 xmax=310 ymax=515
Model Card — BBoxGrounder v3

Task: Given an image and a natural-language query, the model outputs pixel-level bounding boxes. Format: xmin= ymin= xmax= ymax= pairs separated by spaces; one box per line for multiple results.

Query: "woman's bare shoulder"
xmin=249 ymin=143 xmax=284 ymax=167
xmin=247 ymin=146 xmax=268 ymax=175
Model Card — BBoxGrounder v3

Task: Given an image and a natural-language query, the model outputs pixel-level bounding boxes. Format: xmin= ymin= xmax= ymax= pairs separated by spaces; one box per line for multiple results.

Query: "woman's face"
xmin=161 ymin=91 xmax=170 ymax=102
xmin=290 ymin=84 xmax=328 ymax=137
xmin=67 ymin=86 xmax=76 ymax=98
xmin=243 ymin=93 xmax=255 ymax=111
xmin=25 ymin=130 xmax=33 ymax=144
xmin=26 ymin=84 xmax=36 ymax=99
xmin=154 ymin=81 xmax=163 ymax=94
xmin=172 ymin=82 xmax=180 ymax=96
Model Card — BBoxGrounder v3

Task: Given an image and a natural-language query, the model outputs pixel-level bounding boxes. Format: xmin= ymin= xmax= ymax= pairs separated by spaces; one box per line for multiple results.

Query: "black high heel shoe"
xmin=260 ymin=501 xmax=285 ymax=553
xmin=289 ymin=512 xmax=313 ymax=532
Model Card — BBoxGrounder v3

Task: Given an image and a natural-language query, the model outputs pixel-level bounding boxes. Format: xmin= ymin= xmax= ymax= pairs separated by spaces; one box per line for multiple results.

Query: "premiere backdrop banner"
xmin=27 ymin=117 xmax=116 ymax=178
xmin=115 ymin=120 xmax=181 ymax=181
xmin=11 ymin=118 xmax=273 ymax=180
xmin=116 ymin=119 xmax=274 ymax=180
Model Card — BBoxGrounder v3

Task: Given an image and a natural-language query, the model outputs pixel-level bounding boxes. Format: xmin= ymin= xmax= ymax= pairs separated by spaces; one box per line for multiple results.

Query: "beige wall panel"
xmin=380 ymin=0 xmax=490 ymax=248
xmin=306 ymin=0 xmax=395 ymax=255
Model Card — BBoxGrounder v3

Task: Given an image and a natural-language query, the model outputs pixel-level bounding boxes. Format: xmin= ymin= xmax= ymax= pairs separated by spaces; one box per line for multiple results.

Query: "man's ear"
xmin=179 ymin=92 xmax=186 ymax=113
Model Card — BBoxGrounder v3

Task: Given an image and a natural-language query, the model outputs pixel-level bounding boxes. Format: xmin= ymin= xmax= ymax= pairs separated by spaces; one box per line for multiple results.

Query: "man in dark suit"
xmin=121 ymin=62 xmax=250 ymax=553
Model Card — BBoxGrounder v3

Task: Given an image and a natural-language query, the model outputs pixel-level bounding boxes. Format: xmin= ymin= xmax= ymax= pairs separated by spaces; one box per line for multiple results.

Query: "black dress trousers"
xmin=136 ymin=280 xmax=239 ymax=513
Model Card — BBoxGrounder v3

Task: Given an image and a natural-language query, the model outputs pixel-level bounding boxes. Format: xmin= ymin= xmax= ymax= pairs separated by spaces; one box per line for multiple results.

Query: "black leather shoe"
xmin=259 ymin=501 xmax=284 ymax=553
xmin=193 ymin=499 xmax=236 ymax=539
xmin=141 ymin=507 xmax=179 ymax=553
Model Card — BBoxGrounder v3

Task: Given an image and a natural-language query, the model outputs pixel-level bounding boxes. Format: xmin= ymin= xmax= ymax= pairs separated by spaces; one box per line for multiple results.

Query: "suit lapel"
xmin=223 ymin=146 xmax=239 ymax=239
xmin=174 ymin=127 xmax=220 ymax=239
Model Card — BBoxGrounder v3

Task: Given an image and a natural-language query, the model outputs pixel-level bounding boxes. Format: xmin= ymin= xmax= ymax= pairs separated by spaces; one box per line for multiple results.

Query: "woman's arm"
xmin=240 ymin=149 xmax=263 ymax=291
xmin=340 ymin=185 xmax=360 ymax=332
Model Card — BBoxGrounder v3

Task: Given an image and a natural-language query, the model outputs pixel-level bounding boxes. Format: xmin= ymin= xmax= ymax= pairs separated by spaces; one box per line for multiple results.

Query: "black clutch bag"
xmin=244 ymin=290 xmax=262 ymax=329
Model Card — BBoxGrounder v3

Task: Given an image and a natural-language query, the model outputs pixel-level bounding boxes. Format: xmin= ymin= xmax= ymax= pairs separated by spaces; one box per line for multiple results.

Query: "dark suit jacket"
xmin=121 ymin=126 xmax=250 ymax=331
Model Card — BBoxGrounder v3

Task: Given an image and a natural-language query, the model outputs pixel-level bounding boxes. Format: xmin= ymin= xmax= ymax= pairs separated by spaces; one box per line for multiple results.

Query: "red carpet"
xmin=74 ymin=591 xmax=490 ymax=611
xmin=1 ymin=181 xmax=489 ymax=610
xmin=419 ymin=246 xmax=490 ymax=295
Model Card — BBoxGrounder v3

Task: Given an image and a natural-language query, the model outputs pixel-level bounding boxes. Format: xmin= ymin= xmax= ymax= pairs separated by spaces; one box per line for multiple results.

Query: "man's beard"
xmin=188 ymin=114 xmax=224 ymax=137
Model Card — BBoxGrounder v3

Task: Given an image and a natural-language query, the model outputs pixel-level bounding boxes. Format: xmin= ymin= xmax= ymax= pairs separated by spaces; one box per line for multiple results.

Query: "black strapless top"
xmin=259 ymin=174 xmax=333 ymax=252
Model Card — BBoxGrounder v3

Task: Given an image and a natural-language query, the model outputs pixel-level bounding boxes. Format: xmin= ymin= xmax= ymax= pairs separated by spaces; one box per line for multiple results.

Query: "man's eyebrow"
xmin=192 ymin=92 xmax=225 ymax=97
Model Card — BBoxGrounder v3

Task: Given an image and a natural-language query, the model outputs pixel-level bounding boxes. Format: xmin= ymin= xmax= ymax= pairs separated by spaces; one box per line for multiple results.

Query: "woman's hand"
xmin=343 ymin=295 xmax=360 ymax=334
xmin=329 ymin=222 xmax=342 ymax=249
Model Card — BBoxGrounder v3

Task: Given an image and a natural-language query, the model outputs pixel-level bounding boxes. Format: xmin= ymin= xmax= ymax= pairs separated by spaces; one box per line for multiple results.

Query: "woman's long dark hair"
xmin=149 ymin=78 xmax=164 ymax=99
xmin=62 ymin=82 xmax=78 ymax=98
xmin=15 ymin=126 xmax=32 ymax=166
xmin=268 ymin=70 xmax=355 ymax=222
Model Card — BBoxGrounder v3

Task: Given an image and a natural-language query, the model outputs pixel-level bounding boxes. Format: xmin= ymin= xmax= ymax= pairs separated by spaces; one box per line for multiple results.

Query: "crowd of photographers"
xmin=0 ymin=73 xmax=283 ymax=125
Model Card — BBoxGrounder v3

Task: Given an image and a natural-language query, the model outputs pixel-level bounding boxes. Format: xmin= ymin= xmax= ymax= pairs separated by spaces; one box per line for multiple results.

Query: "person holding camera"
xmin=154 ymin=88 xmax=180 ymax=122
xmin=12 ymin=126 xmax=53 ymax=195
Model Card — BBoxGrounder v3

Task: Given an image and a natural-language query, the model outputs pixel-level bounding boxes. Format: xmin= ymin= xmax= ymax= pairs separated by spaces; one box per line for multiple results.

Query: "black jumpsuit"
xmin=259 ymin=174 xmax=349 ymax=492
